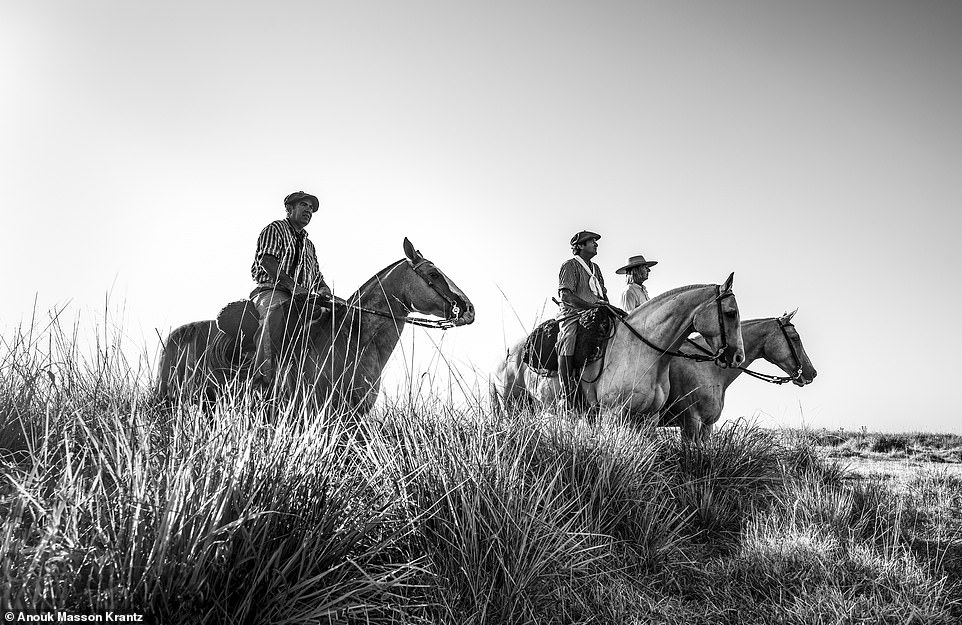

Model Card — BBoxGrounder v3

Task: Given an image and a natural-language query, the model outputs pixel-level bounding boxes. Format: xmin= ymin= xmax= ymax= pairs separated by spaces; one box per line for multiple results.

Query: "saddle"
xmin=215 ymin=295 xmax=334 ymax=358
xmin=520 ymin=307 xmax=614 ymax=374
xmin=215 ymin=300 xmax=260 ymax=354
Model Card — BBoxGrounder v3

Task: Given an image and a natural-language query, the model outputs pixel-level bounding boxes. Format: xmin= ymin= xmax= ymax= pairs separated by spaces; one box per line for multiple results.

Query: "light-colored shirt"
xmin=620 ymin=282 xmax=650 ymax=311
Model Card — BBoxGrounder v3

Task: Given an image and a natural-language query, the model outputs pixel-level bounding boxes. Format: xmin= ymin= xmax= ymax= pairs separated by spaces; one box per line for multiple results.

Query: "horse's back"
xmin=155 ymin=320 xmax=220 ymax=402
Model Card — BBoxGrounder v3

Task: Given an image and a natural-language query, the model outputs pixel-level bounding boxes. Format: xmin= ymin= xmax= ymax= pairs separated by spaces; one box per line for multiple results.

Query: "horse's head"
xmin=767 ymin=309 xmax=817 ymax=386
xmin=692 ymin=272 xmax=744 ymax=368
xmin=399 ymin=237 xmax=475 ymax=326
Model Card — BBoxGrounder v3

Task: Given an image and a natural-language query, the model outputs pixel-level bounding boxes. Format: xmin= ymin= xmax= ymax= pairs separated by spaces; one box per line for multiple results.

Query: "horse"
xmin=156 ymin=238 xmax=475 ymax=414
xmin=661 ymin=310 xmax=817 ymax=441
xmin=490 ymin=273 xmax=744 ymax=419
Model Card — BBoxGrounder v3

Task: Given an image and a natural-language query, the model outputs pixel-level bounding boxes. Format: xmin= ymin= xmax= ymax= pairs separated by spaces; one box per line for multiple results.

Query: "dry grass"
xmin=2 ymin=312 xmax=961 ymax=623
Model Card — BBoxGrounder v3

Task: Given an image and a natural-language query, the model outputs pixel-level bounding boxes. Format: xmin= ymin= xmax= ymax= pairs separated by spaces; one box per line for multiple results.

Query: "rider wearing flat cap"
xmin=555 ymin=230 xmax=609 ymax=411
xmin=616 ymin=254 xmax=658 ymax=312
xmin=250 ymin=191 xmax=333 ymax=384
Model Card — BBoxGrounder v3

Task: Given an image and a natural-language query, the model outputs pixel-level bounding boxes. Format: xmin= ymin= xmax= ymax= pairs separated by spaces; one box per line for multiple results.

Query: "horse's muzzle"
xmin=794 ymin=369 xmax=817 ymax=386
xmin=721 ymin=346 xmax=745 ymax=368
xmin=454 ymin=307 xmax=475 ymax=326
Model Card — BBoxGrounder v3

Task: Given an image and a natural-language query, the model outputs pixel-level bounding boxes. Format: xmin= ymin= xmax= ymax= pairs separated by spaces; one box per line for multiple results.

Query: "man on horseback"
xmin=615 ymin=254 xmax=658 ymax=311
xmin=250 ymin=191 xmax=333 ymax=384
xmin=556 ymin=230 xmax=610 ymax=411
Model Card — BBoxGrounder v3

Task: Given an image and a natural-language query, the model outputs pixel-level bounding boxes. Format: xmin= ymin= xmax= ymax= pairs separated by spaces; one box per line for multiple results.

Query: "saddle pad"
xmin=521 ymin=308 xmax=614 ymax=373
xmin=521 ymin=319 xmax=560 ymax=372
xmin=215 ymin=300 xmax=260 ymax=342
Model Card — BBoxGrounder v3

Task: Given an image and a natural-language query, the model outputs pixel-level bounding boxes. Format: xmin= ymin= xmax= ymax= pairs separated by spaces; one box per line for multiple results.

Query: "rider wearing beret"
xmin=555 ymin=230 xmax=609 ymax=412
xmin=250 ymin=191 xmax=333 ymax=385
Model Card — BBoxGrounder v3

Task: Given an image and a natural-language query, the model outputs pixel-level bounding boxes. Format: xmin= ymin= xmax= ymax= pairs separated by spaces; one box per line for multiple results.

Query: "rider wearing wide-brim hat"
xmin=616 ymin=254 xmax=658 ymax=312
xmin=555 ymin=230 xmax=609 ymax=411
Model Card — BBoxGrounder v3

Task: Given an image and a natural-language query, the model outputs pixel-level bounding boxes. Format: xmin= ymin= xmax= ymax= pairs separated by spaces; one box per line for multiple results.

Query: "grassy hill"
xmin=2 ymin=319 xmax=960 ymax=623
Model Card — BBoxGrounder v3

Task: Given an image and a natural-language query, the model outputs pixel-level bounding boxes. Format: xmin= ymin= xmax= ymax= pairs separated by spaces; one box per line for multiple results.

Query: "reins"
xmin=682 ymin=318 xmax=803 ymax=384
xmin=540 ymin=286 xmax=730 ymax=384
xmin=303 ymin=257 xmax=463 ymax=330
xmin=335 ymin=301 xmax=459 ymax=329
xmin=604 ymin=287 xmax=733 ymax=364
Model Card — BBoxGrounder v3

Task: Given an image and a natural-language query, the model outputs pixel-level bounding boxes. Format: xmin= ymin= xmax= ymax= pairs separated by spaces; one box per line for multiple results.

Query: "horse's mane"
xmin=642 ymin=283 xmax=714 ymax=306
xmin=290 ymin=259 xmax=407 ymax=319
xmin=624 ymin=283 xmax=718 ymax=324
xmin=288 ymin=259 xmax=410 ymax=331
xmin=351 ymin=259 xmax=408 ymax=302
xmin=743 ymin=317 xmax=777 ymax=327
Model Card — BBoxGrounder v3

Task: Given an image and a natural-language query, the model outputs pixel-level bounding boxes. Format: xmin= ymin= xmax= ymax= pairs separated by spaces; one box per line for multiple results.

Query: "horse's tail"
xmin=155 ymin=320 xmax=218 ymax=403
xmin=489 ymin=342 xmax=526 ymax=417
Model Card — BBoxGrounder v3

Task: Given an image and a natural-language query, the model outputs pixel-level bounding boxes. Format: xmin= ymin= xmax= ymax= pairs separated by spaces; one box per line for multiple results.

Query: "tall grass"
xmin=2 ymin=312 xmax=959 ymax=623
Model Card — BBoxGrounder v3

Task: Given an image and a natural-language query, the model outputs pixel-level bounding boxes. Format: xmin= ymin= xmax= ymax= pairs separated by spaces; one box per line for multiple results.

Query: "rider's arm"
xmin=260 ymin=254 xmax=309 ymax=295
xmin=559 ymin=289 xmax=602 ymax=309
xmin=313 ymin=277 xmax=333 ymax=299
xmin=559 ymin=260 xmax=603 ymax=309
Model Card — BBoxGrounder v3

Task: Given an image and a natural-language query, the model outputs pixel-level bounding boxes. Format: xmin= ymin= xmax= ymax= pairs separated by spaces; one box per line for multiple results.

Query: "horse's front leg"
xmin=680 ymin=407 xmax=706 ymax=442
xmin=581 ymin=380 xmax=599 ymax=408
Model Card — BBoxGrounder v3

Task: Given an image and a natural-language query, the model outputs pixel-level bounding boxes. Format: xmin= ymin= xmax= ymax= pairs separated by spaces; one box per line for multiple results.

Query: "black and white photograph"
xmin=3 ymin=1 xmax=961 ymax=622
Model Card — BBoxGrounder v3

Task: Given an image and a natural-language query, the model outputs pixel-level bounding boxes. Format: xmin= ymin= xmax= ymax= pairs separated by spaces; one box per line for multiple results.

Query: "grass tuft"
xmin=2 ymin=311 xmax=960 ymax=623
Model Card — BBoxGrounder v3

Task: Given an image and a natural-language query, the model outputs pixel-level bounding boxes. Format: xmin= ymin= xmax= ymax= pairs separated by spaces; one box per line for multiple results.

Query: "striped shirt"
xmin=251 ymin=219 xmax=324 ymax=291
xmin=558 ymin=256 xmax=607 ymax=315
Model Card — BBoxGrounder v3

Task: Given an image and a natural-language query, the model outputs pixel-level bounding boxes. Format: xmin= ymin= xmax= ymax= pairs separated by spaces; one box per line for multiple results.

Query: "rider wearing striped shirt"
xmin=250 ymin=191 xmax=332 ymax=383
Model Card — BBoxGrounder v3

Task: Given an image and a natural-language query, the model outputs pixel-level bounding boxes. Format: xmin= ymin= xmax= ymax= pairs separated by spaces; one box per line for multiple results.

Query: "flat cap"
xmin=284 ymin=191 xmax=319 ymax=212
xmin=570 ymin=230 xmax=601 ymax=246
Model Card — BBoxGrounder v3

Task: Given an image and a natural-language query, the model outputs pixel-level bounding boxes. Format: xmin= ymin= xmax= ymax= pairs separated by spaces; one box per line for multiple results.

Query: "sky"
xmin=2 ymin=1 xmax=961 ymax=432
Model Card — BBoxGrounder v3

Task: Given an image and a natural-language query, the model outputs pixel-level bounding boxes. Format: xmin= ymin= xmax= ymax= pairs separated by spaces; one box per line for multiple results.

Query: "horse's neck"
xmin=740 ymin=319 xmax=776 ymax=366
xmin=714 ymin=318 xmax=773 ymax=385
xmin=627 ymin=286 xmax=713 ymax=352
xmin=351 ymin=259 xmax=409 ymax=311
xmin=345 ymin=260 xmax=409 ymax=359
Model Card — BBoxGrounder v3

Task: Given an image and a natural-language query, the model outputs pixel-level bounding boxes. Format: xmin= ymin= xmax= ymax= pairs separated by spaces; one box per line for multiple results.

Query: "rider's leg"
xmin=557 ymin=355 xmax=578 ymax=411
xmin=251 ymin=289 xmax=292 ymax=384
xmin=556 ymin=316 xmax=581 ymax=412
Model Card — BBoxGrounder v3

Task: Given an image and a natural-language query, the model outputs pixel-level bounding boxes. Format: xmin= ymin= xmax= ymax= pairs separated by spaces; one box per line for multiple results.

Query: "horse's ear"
xmin=403 ymin=237 xmax=421 ymax=262
xmin=722 ymin=272 xmax=734 ymax=292
xmin=783 ymin=308 xmax=798 ymax=322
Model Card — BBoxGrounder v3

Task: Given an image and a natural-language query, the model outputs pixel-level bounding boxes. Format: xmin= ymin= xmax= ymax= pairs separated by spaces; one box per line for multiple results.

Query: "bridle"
xmin=323 ymin=258 xmax=466 ymax=330
xmin=609 ymin=286 xmax=735 ymax=364
xmin=736 ymin=318 xmax=804 ymax=385
xmin=409 ymin=258 xmax=463 ymax=322
xmin=685 ymin=315 xmax=804 ymax=384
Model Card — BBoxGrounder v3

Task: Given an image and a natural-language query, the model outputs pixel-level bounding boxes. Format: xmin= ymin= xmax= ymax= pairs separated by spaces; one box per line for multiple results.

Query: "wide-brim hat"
xmin=570 ymin=230 xmax=601 ymax=246
xmin=615 ymin=254 xmax=658 ymax=274
xmin=284 ymin=191 xmax=319 ymax=212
